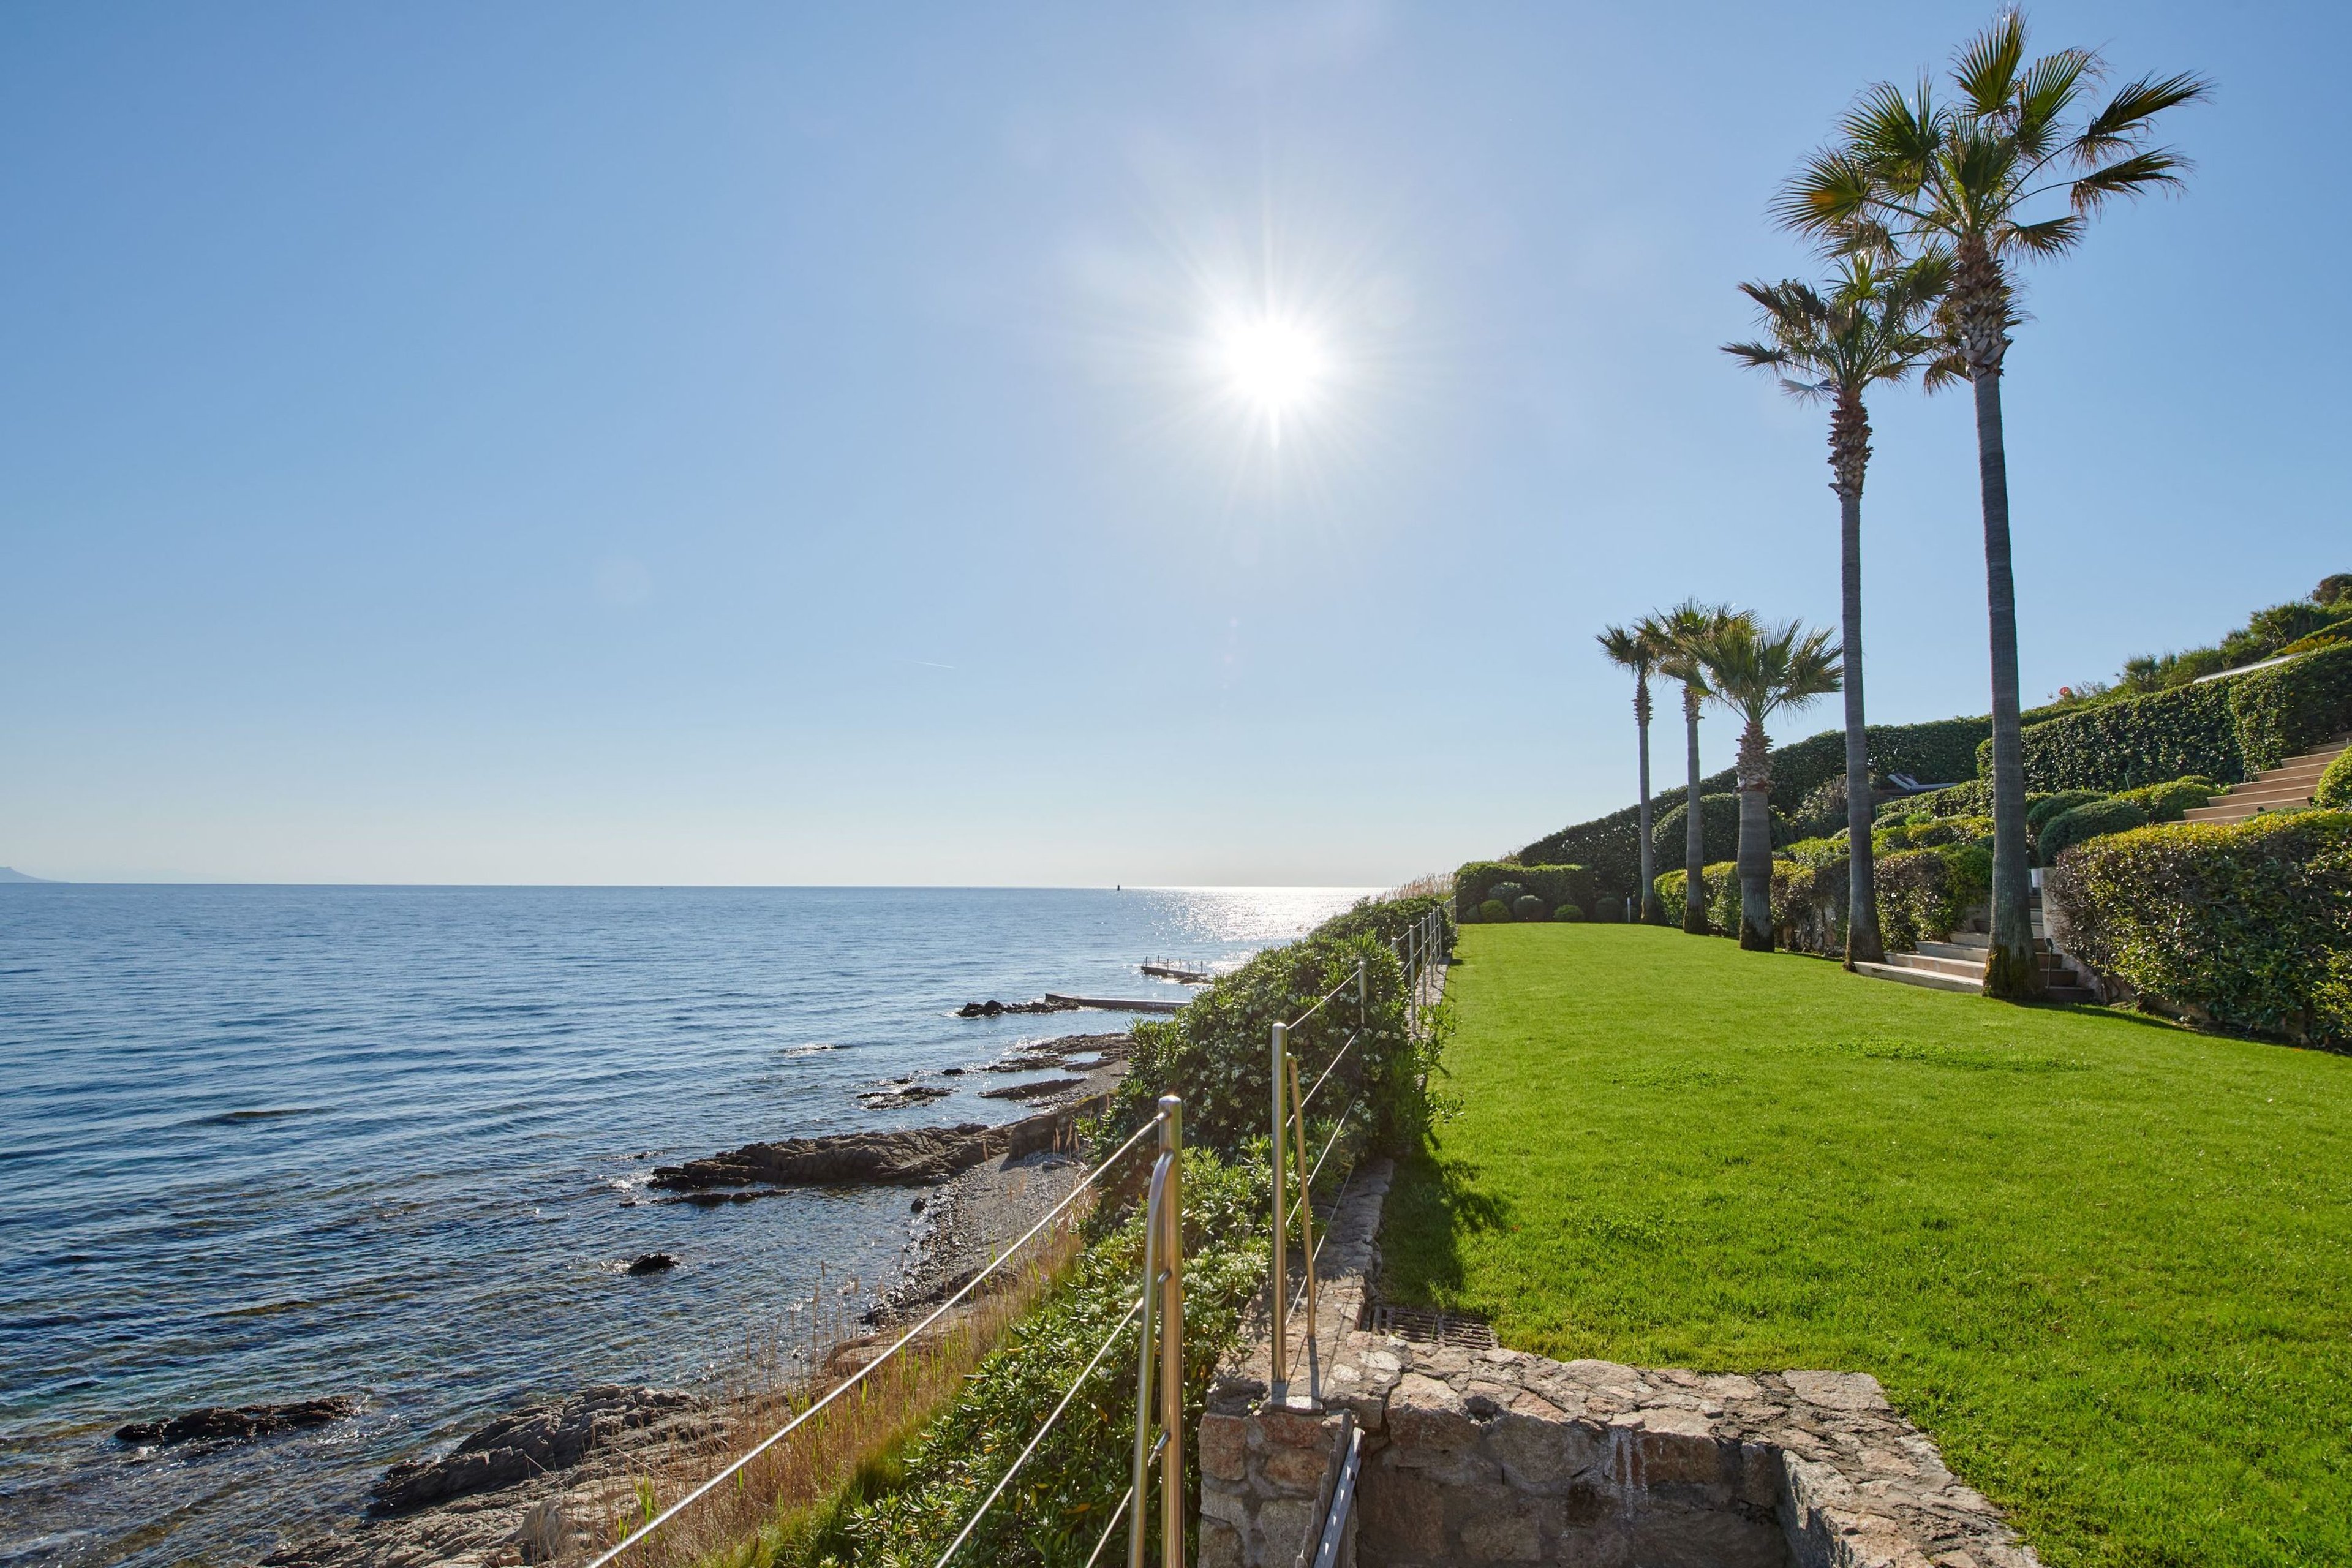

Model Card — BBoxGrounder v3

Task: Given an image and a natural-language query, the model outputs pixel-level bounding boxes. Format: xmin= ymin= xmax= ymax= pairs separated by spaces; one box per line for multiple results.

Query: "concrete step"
xmin=1916 ymin=940 xmax=1986 ymax=962
xmin=2217 ymin=782 xmax=2326 ymax=804
xmin=1853 ymin=960 xmax=1981 ymax=995
xmin=1890 ymin=952 xmax=1984 ymax=979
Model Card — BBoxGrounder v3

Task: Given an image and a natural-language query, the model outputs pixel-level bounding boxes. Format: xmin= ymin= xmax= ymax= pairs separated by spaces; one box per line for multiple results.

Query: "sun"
xmin=1219 ymin=317 xmax=1325 ymax=447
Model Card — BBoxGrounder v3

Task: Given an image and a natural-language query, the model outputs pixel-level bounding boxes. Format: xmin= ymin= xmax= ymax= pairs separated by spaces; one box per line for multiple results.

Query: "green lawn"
xmin=1383 ymin=924 xmax=2352 ymax=1567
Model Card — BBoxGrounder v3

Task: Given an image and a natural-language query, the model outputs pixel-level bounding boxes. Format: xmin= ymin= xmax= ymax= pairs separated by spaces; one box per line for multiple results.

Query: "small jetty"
xmin=1140 ymin=956 xmax=1212 ymax=983
xmin=1042 ymin=993 xmax=1186 ymax=1014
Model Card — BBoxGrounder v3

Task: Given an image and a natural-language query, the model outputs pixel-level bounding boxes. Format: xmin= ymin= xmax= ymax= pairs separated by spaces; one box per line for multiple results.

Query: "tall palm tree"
xmin=1640 ymin=601 xmax=1750 ymax=935
xmin=1723 ymin=254 xmax=1954 ymax=967
xmin=1596 ymin=623 xmax=1667 ymax=924
xmin=1690 ymin=619 xmax=1842 ymax=951
xmin=1775 ymin=12 xmax=2208 ymax=997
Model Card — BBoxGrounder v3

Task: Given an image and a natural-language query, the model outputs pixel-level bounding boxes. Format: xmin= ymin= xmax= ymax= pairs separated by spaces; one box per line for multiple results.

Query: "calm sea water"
xmin=0 ymin=884 xmax=1366 ymax=1568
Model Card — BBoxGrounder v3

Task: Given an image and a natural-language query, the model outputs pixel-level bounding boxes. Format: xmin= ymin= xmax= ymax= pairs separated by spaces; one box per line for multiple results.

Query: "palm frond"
xmin=2076 ymin=71 xmax=2213 ymax=159
xmin=2068 ymin=148 xmax=2191 ymax=214
xmin=1772 ymin=148 xmax=1877 ymax=237
xmin=2004 ymin=213 xmax=2081 ymax=255
xmin=1952 ymin=13 xmax=2029 ymax=118
xmin=1841 ymin=79 xmax=1943 ymax=179
xmin=2011 ymin=48 xmax=2099 ymax=156
xmin=1596 ymin=623 xmax=1654 ymax=675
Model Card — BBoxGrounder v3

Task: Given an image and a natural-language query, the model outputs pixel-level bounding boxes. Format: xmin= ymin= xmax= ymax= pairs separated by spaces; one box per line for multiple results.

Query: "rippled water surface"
xmin=0 ymin=884 xmax=1366 ymax=1567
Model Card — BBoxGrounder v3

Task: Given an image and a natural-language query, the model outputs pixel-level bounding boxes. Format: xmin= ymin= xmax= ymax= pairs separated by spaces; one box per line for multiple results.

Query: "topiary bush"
xmin=1875 ymin=813 xmax=1994 ymax=854
xmin=1591 ymin=894 xmax=1624 ymax=922
xmin=1451 ymin=862 xmax=1595 ymax=925
xmin=1477 ymin=899 xmax=1510 ymax=923
xmin=1512 ymin=894 xmax=1548 ymax=921
xmin=1652 ymin=793 xmax=1793 ymax=862
xmin=1880 ymin=778 xmax=1991 ymax=820
xmin=2316 ymin=748 xmax=2352 ymax=809
xmin=1551 ymin=903 xmax=1584 ymax=922
xmin=2116 ymin=776 xmax=2220 ymax=823
xmin=2046 ymin=811 xmax=2352 ymax=1045
xmin=2229 ymin=642 xmax=2352 ymax=771
xmin=1993 ymin=679 xmax=2244 ymax=792
xmin=2040 ymin=797 xmax=2152 ymax=862
xmin=2027 ymin=789 xmax=2108 ymax=839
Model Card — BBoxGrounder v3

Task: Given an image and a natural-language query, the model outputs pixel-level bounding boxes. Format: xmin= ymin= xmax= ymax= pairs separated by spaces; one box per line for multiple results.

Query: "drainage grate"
xmin=1365 ymin=1303 xmax=1497 ymax=1349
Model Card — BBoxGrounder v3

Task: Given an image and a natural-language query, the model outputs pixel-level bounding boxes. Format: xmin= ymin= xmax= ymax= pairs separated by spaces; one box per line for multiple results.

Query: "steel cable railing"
xmin=584 ymin=1102 xmax=1180 ymax=1568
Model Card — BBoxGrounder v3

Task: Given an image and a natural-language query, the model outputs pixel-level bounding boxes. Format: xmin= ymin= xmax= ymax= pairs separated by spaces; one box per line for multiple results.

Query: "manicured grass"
xmin=1384 ymin=924 xmax=2352 ymax=1568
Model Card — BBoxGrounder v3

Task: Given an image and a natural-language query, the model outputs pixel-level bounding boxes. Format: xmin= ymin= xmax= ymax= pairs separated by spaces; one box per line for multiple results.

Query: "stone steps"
xmin=1856 ymin=926 xmax=2099 ymax=1003
xmin=2180 ymin=737 xmax=2348 ymax=823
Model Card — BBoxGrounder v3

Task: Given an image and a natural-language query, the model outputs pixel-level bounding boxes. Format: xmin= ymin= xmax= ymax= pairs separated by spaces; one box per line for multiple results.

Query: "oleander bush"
xmin=2316 ymin=750 xmax=2352 ymax=809
xmin=1452 ymin=862 xmax=1595 ymax=925
xmin=2040 ymin=798 xmax=2152 ymax=862
xmin=2047 ymin=812 xmax=2352 ymax=1046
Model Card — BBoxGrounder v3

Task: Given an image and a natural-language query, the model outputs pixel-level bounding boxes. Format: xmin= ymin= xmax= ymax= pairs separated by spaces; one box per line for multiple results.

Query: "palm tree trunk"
xmin=1681 ymin=685 xmax=1707 ymax=934
xmin=1972 ymin=368 xmax=2039 ymax=998
xmin=1735 ymin=717 xmax=1774 ymax=951
xmin=1838 ymin=486 xmax=1883 ymax=965
xmin=1635 ymin=678 xmax=1660 ymax=924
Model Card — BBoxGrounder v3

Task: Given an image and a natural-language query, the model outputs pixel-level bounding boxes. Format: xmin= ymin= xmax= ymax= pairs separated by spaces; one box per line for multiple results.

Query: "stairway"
xmin=1853 ymin=928 xmax=2099 ymax=1003
xmin=2182 ymin=737 xmax=2348 ymax=824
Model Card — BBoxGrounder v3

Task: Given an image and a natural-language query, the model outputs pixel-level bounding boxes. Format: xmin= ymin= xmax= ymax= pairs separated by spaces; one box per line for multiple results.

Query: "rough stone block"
xmin=1484 ymin=1410 xmax=1602 ymax=1493
xmin=1257 ymin=1406 xmax=1340 ymax=1451
xmin=1358 ymin=1464 xmax=1447 ymax=1561
xmin=1253 ymin=1498 xmax=1317 ymax=1564
xmin=1197 ymin=1518 xmax=1243 ymax=1568
xmin=1626 ymin=1500 xmax=1787 ymax=1568
xmin=1199 ymin=1413 xmax=1248 ymax=1482
xmin=1265 ymin=1439 xmax=1336 ymax=1495
xmin=1459 ymin=1504 xmax=1541 ymax=1562
xmin=1389 ymin=1374 xmax=1477 ymax=1450
xmin=1636 ymin=1427 xmax=1729 ymax=1489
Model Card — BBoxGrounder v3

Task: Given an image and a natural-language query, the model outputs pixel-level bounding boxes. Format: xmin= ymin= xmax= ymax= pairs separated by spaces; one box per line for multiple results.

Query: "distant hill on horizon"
xmin=0 ymin=867 xmax=57 ymax=883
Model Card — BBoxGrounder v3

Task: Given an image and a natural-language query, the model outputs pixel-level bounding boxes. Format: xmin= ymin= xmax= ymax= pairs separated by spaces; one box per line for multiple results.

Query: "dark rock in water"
xmin=625 ymin=1253 xmax=677 ymax=1275
xmin=117 ymin=1397 xmax=356 ymax=1446
xmin=979 ymin=1077 xmax=1086 ymax=1102
xmin=858 ymin=1082 xmax=953 ymax=1110
xmin=652 ymin=1101 xmax=1112 ymax=1198
xmin=368 ymin=1385 xmax=699 ymax=1515
xmin=910 ymin=1196 xmax=926 ymax=1212
xmin=956 ymin=998 xmax=1079 ymax=1018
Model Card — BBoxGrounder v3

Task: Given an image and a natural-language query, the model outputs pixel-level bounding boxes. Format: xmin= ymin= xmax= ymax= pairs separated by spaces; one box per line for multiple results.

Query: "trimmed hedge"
xmin=1988 ymin=643 xmax=2352 ymax=791
xmin=2116 ymin=777 xmax=2218 ymax=823
xmin=1523 ymin=715 xmax=1992 ymax=894
xmin=1878 ymin=778 xmax=1990 ymax=820
xmin=1452 ymin=861 xmax=1596 ymax=925
xmin=2040 ymin=798 xmax=2150 ymax=862
xmin=2316 ymin=749 xmax=2352 ymax=809
xmin=1653 ymin=862 xmax=1738 ymax=933
xmin=2027 ymin=790 xmax=2106 ymax=838
xmin=1651 ymin=794 xmax=1754 ymax=865
xmin=2046 ymin=812 xmax=2352 ymax=1046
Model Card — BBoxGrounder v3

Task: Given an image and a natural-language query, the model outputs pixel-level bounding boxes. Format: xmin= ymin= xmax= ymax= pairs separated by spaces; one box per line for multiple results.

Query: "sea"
xmin=0 ymin=884 xmax=1369 ymax=1567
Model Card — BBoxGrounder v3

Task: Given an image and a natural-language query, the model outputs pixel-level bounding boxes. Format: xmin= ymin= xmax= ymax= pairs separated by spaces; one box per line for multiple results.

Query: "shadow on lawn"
xmin=1377 ymin=1143 xmax=1512 ymax=1310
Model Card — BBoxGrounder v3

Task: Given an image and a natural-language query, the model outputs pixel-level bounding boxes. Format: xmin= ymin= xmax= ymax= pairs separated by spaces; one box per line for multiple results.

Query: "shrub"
xmin=2316 ymin=749 xmax=2352 ymax=809
xmin=1477 ymin=899 xmax=1510 ymax=923
xmin=1651 ymin=864 xmax=1738 ymax=935
xmin=1875 ymin=813 xmax=1994 ymax=854
xmin=2228 ymin=642 xmax=2352 ymax=771
xmin=1989 ymin=642 xmax=2352 ymax=791
xmin=1653 ymin=793 xmax=1795 ymax=861
xmin=1789 ymin=774 xmax=1856 ymax=840
xmin=1591 ymin=894 xmax=1624 ymax=922
xmin=2027 ymin=790 xmax=2108 ymax=839
xmin=1512 ymin=894 xmax=1548 ymax=921
xmin=1881 ymin=778 xmax=1990 ymax=820
xmin=1876 ymin=848 xmax=1960 ymax=953
xmin=2116 ymin=776 xmax=2219 ymax=823
xmin=1552 ymin=903 xmax=1584 ymax=922
xmin=2046 ymin=812 xmax=2352 ymax=1045
xmin=1772 ymin=857 xmax=1847 ymax=956
xmin=2040 ymin=797 xmax=2151 ymax=862
xmin=1451 ymin=862 xmax=1595 ymax=925
xmin=1781 ymin=834 xmax=1850 ymax=870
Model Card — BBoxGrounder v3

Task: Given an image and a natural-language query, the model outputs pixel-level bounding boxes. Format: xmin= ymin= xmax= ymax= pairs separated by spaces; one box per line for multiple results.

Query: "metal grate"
xmin=1365 ymin=1303 xmax=1497 ymax=1349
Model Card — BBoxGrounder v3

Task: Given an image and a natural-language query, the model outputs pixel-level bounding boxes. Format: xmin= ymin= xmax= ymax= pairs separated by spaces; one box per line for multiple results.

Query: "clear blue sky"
xmin=2 ymin=2 xmax=2342 ymax=885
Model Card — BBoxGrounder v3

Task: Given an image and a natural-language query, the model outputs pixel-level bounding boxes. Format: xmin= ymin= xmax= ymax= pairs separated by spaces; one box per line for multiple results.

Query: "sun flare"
xmin=1219 ymin=317 xmax=1325 ymax=446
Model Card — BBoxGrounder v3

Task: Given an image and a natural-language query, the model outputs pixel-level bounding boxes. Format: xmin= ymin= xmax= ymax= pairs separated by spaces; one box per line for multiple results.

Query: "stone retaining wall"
xmin=1203 ymin=1161 xmax=2041 ymax=1568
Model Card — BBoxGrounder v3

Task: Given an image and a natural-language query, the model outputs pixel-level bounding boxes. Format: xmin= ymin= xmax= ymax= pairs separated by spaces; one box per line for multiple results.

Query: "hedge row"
xmin=1451 ymin=862 xmax=1597 ymax=924
xmin=1987 ymin=643 xmax=2352 ymax=791
xmin=1521 ymin=715 xmax=1991 ymax=894
xmin=2046 ymin=812 xmax=2352 ymax=1047
xmin=1653 ymin=840 xmax=1988 ymax=954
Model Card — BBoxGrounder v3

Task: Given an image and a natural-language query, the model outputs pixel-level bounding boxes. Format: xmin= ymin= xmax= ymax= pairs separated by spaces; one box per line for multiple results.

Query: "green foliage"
xmin=2114 ymin=776 xmax=2218 ymax=823
xmin=1383 ymin=926 xmax=2352 ymax=1565
xmin=1874 ymin=813 xmax=1993 ymax=856
xmin=1512 ymin=894 xmax=1547 ymax=921
xmin=1552 ymin=903 xmax=1584 ymax=922
xmin=1878 ymin=778 xmax=1990 ymax=821
xmin=1787 ymin=774 xmax=1856 ymax=840
xmin=774 ymin=1157 xmax=1270 ymax=1568
xmin=2049 ymin=812 xmax=2352 ymax=1046
xmin=2315 ymin=750 xmax=2352 ymax=810
xmin=2039 ymin=798 xmax=2150 ymax=862
xmin=1476 ymin=900 xmax=1510 ymax=923
xmin=1591 ymin=895 xmax=1624 ymax=923
xmin=1996 ymin=643 xmax=2352 ymax=791
xmin=2026 ymin=790 xmax=2106 ymax=839
xmin=1874 ymin=848 xmax=1961 ymax=952
xmin=1651 ymin=864 xmax=1739 ymax=935
xmin=1309 ymin=895 xmax=1455 ymax=952
xmin=1781 ymin=834 xmax=1850 ymax=870
xmin=1651 ymin=793 xmax=1770 ymax=864
xmin=1451 ymin=862 xmax=1595 ymax=925
xmin=2226 ymin=642 xmax=2352 ymax=771
xmin=1519 ymin=717 xmax=1992 ymax=894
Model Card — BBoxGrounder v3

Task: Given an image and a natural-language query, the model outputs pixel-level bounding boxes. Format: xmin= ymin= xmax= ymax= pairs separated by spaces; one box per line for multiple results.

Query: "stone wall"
xmin=1202 ymin=1160 xmax=2043 ymax=1568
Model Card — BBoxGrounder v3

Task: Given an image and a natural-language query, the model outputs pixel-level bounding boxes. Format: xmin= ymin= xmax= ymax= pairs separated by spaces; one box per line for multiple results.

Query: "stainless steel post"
xmin=1269 ymin=1022 xmax=1288 ymax=1387
xmin=1158 ymin=1095 xmax=1183 ymax=1568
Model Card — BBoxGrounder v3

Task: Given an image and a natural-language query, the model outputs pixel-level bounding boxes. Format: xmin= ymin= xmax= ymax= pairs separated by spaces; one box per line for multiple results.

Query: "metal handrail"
xmin=582 ymin=1109 xmax=1171 ymax=1568
xmin=1128 ymin=1096 xmax=1185 ymax=1568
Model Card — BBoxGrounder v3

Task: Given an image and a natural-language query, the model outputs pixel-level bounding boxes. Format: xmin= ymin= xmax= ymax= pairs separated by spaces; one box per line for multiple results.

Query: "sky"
xmin=2 ymin=1 xmax=2343 ymax=886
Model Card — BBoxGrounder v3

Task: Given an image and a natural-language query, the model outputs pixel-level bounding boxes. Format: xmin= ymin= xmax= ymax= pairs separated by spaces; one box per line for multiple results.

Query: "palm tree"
xmin=1640 ymin=601 xmax=1751 ymax=935
xmin=1775 ymin=12 xmax=2208 ymax=997
xmin=1596 ymin=623 xmax=1667 ymax=924
xmin=1690 ymin=619 xmax=1842 ymax=951
xmin=1723 ymin=254 xmax=1954 ymax=967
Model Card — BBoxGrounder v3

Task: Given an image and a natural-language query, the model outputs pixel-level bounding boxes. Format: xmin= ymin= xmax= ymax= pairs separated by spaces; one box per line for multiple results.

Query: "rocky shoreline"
xmin=252 ymin=1031 xmax=1132 ymax=1567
